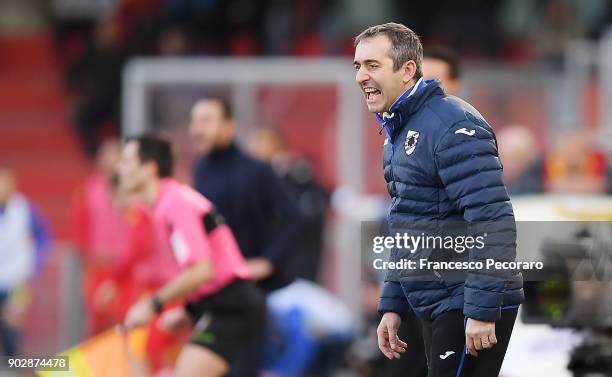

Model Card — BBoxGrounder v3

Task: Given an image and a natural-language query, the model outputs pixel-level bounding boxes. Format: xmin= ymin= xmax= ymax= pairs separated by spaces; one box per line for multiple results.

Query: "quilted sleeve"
xmin=434 ymin=118 xmax=517 ymax=321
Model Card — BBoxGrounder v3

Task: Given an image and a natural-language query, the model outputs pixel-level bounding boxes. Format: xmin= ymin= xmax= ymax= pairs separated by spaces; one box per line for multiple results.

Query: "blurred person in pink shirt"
xmin=72 ymin=139 xmax=183 ymax=371
xmin=120 ymin=134 xmax=265 ymax=377
xmin=94 ymin=198 xmax=183 ymax=373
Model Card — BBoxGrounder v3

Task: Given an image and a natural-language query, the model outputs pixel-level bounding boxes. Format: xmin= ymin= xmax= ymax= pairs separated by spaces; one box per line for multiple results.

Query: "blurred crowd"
xmin=499 ymin=125 xmax=612 ymax=196
xmin=47 ymin=0 xmax=612 ymax=157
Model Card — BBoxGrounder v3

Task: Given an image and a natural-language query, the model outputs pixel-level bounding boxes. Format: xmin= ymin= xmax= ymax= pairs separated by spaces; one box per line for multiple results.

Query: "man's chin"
xmin=367 ymin=103 xmax=385 ymax=113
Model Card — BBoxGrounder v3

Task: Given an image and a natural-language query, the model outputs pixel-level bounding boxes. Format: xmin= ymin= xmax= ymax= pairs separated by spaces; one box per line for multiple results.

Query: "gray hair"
xmin=355 ymin=22 xmax=423 ymax=78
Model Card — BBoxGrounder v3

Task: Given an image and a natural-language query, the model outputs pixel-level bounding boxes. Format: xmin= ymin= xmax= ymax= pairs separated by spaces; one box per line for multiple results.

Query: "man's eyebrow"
xmin=354 ymin=59 xmax=381 ymax=65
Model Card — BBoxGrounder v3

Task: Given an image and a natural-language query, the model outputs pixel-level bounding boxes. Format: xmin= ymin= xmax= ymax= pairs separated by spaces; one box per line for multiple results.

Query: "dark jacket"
xmin=377 ymin=80 xmax=524 ymax=321
xmin=193 ymin=143 xmax=301 ymax=292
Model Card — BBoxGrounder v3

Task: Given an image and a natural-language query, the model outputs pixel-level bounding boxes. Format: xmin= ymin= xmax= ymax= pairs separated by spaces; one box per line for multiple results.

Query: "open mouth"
xmin=364 ymin=87 xmax=381 ymax=102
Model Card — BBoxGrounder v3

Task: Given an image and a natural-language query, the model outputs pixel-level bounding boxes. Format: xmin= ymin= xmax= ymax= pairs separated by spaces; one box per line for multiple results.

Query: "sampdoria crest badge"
xmin=404 ymin=130 xmax=420 ymax=155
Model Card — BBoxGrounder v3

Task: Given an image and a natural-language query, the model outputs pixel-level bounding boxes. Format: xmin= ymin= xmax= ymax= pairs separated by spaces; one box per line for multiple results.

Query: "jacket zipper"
xmin=387 ymin=125 xmax=398 ymax=196
xmin=384 ymin=126 xmax=397 ymax=194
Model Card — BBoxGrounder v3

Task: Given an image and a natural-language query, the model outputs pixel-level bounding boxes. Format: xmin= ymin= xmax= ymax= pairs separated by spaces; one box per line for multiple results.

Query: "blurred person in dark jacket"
xmin=423 ymin=46 xmax=462 ymax=97
xmin=190 ymin=97 xmax=301 ymax=377
xmin=190 ymin=98 xmax=301 ymax=292
xmin=0 ymin=167 xmax=51 ymax=356
xmin=249 ymin=127 xmax=328 ymax=282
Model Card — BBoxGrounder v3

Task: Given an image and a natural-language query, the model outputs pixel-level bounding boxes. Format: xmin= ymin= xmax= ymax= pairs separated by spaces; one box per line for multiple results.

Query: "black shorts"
xmin=185 ymin=279 xmax=266 ymax=364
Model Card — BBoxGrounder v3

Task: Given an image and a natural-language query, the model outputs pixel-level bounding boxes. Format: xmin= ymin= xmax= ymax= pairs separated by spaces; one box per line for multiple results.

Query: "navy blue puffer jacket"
xmin=376 ymin=79 xmax=524 ymax=322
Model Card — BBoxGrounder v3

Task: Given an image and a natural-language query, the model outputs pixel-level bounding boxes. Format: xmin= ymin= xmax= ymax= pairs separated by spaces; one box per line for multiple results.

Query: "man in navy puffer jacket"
xmin=354 ymin=23 xmax=523 ymax=377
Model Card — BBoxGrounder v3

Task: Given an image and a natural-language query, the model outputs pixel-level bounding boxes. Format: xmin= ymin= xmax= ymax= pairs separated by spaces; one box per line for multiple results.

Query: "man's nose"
xmin=356 ymin=67 xmax=369 ymax=85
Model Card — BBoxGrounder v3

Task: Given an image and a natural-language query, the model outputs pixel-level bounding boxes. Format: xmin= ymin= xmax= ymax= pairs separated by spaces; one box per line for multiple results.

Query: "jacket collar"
xmin=375 ymin=79 xmax=444 ymax=140
xmin=388 ymin=77 xmax=426 ymax=113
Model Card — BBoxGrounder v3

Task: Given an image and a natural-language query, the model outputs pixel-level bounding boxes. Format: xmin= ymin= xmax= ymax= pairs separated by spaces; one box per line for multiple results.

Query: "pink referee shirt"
xmin=153 ymin=178 xmax=251 ymax=300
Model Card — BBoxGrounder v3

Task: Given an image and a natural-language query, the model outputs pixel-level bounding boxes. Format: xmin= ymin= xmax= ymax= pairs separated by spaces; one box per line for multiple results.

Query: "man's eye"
xmin=354 ymin=65 xmax=360 ymax=70
xmin=369 ymin=64 xmax=378 ymax=69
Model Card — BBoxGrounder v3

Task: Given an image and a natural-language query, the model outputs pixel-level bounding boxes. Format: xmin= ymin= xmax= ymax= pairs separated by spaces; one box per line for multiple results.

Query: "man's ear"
xmin=401 ymin=60 xmax=417 ymax=85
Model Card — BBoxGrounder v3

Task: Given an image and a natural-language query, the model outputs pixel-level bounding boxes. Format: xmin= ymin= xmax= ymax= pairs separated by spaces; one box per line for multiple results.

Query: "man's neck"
xmin=379 ymin=79 xmax=418 ymax=117
xmin=216 ymin=139 xmax=233 ymax=150
xmin=208 ymin=140 xmax=235 ymax=157
xmin=398 ymin=78 xmax=417 ymax=100
xmin=143 ymin=179 xmax=161 ymax=207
